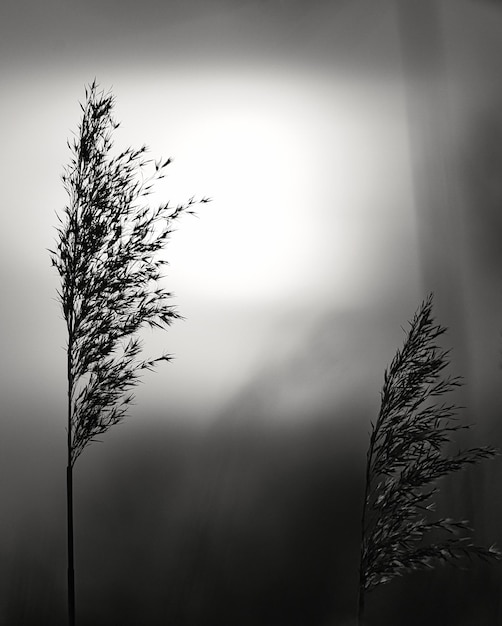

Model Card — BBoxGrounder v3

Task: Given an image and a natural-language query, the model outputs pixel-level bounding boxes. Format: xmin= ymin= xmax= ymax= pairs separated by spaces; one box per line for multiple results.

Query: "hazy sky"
xmin=1 ymin=0 xmax=424 ymax=423
xmin=2 ymin=1 xmax=502 ymax=624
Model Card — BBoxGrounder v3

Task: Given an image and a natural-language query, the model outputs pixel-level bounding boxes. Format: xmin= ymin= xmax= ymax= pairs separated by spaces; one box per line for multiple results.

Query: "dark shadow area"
xmin=3 ymin=401 xmax=501 ymax=625
xmin=74 ymin=412 xmax=364 ymax=626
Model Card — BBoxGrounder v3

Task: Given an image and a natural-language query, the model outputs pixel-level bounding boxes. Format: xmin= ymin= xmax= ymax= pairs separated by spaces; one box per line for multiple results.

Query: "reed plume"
xmin=358 ymin=294 xmax=499 ymax=624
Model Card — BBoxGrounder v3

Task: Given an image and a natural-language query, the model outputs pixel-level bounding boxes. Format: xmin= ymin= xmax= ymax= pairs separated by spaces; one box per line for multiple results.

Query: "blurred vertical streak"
xmin=395 ymin=0 xmax=467 ymax=337
xmin=394 ymin=0 xmax=501 ymax=580
xmin=394 ymin=0 xmax=479 ymax=564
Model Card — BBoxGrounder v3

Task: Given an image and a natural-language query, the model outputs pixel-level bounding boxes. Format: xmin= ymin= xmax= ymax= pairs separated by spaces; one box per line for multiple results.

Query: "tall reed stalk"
xmin=357 ymin=294 xmax=499 ymax=625
xmin=50 ymin=81 xmax=208 ymax=626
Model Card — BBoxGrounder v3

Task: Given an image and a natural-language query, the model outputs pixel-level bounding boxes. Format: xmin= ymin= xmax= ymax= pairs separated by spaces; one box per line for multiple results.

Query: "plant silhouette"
xmin=357 ymin=294 xmax=500 ymax=625
xmin=49 ymin=81 xmax=209 ymax=626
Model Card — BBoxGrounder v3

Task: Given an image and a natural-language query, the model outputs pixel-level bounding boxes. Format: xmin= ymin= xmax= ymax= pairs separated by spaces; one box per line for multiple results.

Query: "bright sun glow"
xmin=1 ymin=64 xmax=420 ymax=417
xmin=115 ymin=69 xmax=416 ymax=310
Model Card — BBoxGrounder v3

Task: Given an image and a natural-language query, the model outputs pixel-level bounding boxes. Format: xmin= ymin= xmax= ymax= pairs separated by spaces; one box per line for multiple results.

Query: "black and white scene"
xmin=2 ymin=1 xmax=502 ymax=624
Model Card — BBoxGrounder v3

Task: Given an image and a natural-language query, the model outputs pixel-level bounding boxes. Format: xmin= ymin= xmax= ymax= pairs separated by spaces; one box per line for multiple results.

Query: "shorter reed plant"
xmin=358 ymin=294 xmax=500 ymax=624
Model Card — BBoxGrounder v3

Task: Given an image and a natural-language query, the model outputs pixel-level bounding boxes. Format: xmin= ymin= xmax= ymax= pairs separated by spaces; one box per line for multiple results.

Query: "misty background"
xmin=1 ymin=0 xmax=502 ymax=624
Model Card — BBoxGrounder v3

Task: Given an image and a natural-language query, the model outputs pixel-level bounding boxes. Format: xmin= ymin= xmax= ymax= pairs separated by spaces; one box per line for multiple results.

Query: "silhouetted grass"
xmin=49 ymin=80 xmax=208 ymax=626
xmin=358 ymin=294 xmax=500 ymax=624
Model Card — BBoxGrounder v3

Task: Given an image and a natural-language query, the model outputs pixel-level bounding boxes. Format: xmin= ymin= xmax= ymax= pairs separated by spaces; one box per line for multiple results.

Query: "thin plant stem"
xmin=67 ymin=464 xmax=75 ymax=626
xmin=357 ymin=433 xmax=374 ymax=626
xmin=67 ymin=315 xmax=75 ymax=626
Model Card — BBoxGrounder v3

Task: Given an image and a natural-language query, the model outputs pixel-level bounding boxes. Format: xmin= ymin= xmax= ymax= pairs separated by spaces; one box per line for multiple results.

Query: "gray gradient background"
xmin=2 ymin=0 xmax=502 ymax=624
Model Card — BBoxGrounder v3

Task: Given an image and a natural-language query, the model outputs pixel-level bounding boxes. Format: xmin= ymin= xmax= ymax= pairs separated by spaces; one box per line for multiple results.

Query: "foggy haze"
xmin=2 ymin=0 xmax=502 ymax=624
